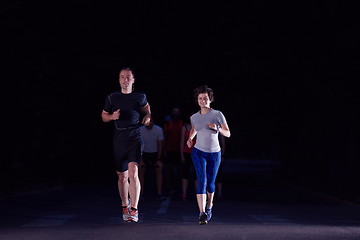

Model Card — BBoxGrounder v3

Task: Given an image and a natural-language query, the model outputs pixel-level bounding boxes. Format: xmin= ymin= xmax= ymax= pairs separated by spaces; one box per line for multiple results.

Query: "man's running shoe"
xmin=198 ymin=212 xmax=208 ymax=225
xmin=128 ymin=208 xmax=139 ymax=222
xmin=205 ymin=206 xmax=212 ymax=222
xmin=122 ymin=200 xmax=131 ymax=222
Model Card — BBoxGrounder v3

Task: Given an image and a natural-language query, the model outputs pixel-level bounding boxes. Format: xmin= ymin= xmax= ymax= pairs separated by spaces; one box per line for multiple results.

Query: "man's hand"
xmin=112 ymin=109 xmax=120 ymax=120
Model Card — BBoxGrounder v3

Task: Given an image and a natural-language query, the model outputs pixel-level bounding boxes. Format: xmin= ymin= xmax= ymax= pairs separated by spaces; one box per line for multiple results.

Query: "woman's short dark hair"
xmin=193 ymin=85 xmax=214 ymax=102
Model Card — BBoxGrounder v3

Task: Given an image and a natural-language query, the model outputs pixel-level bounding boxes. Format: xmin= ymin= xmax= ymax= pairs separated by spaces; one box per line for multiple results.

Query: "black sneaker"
xmin=205 ymin=206 xmax=212 ymax=222
xmin=198 ymin=212 xmax=208 ymax=225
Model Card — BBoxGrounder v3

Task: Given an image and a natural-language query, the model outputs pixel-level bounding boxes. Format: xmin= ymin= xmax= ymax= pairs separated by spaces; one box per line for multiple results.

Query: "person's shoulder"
xmin=211 ymin=109 xmax=223 ymax=115
xmin=108 ymin=90 xmax=121 ymax=97
xmin=131 ymin=91 xmax=148 ymax=102
xmin=132 ymin=91 xmax=147 ymax=96
xmin=191 ymin=111 xmax=199 ymax=118
xmin=153 ymin=124 xmax=163 ymax=130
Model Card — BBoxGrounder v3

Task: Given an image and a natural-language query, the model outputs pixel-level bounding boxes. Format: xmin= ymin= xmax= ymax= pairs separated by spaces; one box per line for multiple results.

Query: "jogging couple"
xmin=101 ymin=68 xmax=230 ymax=224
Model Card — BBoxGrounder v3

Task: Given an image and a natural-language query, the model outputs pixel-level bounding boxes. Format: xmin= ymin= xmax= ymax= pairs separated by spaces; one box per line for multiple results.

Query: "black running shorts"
xmin=113 ymin=134 xmax=144 ymax=172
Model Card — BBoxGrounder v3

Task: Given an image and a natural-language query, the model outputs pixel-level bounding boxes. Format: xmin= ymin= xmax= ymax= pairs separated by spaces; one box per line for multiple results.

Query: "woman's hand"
xmin=187 ymin=139 xmax=193 ymax=148
xmin=208 ymin=123 xmax=218 ymax=132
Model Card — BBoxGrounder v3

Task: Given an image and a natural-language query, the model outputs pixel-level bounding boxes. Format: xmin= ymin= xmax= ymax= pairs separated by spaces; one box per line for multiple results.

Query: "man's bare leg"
xmin=117 ymin=170 xmax=129 ymax=205
xmin=128 ymin=162 xmax=141 ymax=209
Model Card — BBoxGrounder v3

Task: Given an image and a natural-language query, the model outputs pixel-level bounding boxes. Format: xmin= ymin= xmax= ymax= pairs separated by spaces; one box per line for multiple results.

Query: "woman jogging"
xmin=187 ymin=85 xmax=231 ymax=225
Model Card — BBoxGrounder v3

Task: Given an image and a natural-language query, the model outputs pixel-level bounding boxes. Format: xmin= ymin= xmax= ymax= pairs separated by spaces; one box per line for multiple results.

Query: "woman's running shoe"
xmin=205 ymin=206 xmax=212 ymax=222
xmin=198 ymin=212 xmax=208 ymax=225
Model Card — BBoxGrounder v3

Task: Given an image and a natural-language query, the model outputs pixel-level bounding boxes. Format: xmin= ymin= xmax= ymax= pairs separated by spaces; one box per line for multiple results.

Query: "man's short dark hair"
xmin=120 ymin=67 xmax=135 ymax=77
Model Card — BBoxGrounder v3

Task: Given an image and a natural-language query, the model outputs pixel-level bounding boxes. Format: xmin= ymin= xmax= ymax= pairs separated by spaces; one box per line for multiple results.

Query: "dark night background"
xmin=1 ymin=1 xmax=359 ymax=202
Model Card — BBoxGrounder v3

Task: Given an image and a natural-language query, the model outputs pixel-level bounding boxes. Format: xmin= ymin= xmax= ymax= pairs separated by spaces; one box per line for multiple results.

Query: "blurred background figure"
xmin=180 ymin=114 xmax=197 ymax=200
xmin=139 ymin=116 xmax=165 ymax=200
xmin=163 ymin=107 xmax=184 ymax=197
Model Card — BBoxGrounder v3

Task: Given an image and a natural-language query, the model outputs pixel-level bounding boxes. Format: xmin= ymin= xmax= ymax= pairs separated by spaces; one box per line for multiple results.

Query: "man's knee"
xmin=128 ymin=173 xmax=139 ymax=181
xmin=117 ymin=172 xmax=129 ymax=183
xmin=128 ymin=166 xmax=139 ymax=179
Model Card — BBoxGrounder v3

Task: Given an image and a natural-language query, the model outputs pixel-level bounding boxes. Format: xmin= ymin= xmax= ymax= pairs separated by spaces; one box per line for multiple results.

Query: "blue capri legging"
xmin=191 ymin=148 xmax=221 ymax=194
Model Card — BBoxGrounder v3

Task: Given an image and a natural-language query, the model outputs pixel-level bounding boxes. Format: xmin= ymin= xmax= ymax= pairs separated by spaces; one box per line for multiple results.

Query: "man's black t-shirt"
xmin=103 ymin=91 xmax=148 ymax=138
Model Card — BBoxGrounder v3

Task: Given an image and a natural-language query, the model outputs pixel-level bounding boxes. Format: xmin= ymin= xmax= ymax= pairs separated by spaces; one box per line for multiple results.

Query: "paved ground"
xmin=1 ymin=159 xmax=360 ymax=240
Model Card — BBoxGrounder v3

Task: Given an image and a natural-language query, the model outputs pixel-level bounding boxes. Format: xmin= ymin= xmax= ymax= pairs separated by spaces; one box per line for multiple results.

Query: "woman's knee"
xmin=206 ymin=182 xmax=216 ymax=193
xmin=196 ymin=179 xmax=207 ymax=194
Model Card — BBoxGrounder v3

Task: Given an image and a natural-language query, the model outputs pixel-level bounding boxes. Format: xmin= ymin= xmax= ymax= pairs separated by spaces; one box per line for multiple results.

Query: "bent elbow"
xmin=101 ymin=113 xmax=109 ymax=123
